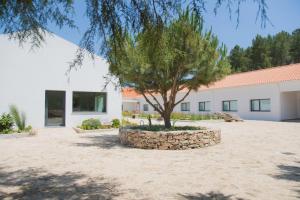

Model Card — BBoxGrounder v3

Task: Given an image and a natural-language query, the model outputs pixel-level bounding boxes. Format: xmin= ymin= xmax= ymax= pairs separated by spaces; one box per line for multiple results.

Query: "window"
xmin=181 ymin=102 xmax=190 ymax=111
xmin=199 ymin=101 xmax=210 ymax=111
xmin=143 ymin=104 xmax=149 ymax=111
xmin=251 ymin=99 xmax=271 ymax=112
xmin=154 ymin=104 xmax=159 ymax=111
xmin=222 ymin=100 xmax=237 ymax=112
xmin=73 ymin=92 xmax=106 ymax=112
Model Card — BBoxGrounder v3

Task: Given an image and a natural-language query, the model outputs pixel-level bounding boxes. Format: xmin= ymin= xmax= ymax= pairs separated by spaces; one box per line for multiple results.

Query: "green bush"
xmin=111 ymin=119 xmax=121 ymax=128
xmin=24 ymin=125 xmax=32 ymax=132
xmin=0 ymin=113 xmax=14 ymax=133
xmin=81 ymin=118 xmax=101 ymax=130
xmin=121 ymin=119 xmax=137 ymax=126
xmin=129 ymin=125 xmax=204 ymax=132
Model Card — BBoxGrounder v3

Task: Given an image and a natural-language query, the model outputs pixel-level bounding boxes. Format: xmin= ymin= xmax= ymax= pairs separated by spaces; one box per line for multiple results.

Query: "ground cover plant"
xmin=128 ymin=125 xmax=204 ymax=132
xmin=79 ymin=118 xmax=122 ymax=130
xmin=122 ymin=111 xmax=221 ymax=121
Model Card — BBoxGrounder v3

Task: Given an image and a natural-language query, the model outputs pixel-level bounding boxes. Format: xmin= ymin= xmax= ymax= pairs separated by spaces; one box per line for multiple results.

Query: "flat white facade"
xmin=0 ymin=34 xmax=122 ymax=128
xmin=123 ymin=80 xmax=300 ymax=121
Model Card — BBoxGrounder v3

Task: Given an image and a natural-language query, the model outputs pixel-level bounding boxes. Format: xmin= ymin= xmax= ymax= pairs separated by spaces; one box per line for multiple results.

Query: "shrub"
xmin=111 ymin=119 xmax=120 ymax=128
xmin=9 ymin=105 xmax=26 ymax=131
xmin=24 ymin=125 xmax=32 ymax=132
xmin=81 ymin=118 xmax=101 ymax=130
xmin=121 ymin=119 xmax=137 ymax=126
xmin=0 ymin=113 xmax=14 ymax=133
xmin=129 ymin=125 xmax=204 ymax=132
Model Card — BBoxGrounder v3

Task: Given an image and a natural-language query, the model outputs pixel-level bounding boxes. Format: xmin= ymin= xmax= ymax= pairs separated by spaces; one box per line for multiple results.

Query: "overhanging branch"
xmin=174 ymin=88 xmax=192 ymax=107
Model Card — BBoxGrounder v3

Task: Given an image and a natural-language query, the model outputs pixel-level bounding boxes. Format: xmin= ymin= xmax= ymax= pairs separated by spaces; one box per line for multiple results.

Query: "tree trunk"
xmin=163 ymin=112 xmax=172 ymax=128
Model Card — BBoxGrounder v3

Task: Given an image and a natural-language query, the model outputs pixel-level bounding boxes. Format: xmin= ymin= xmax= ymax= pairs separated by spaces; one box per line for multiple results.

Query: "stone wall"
xmin=119 ymin=128 xmax=221 ymax=150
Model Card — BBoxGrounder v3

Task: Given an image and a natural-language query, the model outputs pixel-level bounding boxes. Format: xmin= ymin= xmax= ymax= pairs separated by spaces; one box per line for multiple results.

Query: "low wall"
xmin=119 ymin=128 xmax=221 ymax=150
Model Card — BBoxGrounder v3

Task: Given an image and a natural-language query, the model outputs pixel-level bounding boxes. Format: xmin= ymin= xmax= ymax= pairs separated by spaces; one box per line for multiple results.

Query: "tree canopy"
xmin=108 ymin=10 xmax=230 ymax=127
xmin=229 ymin=28 xmax=300 ymax=73
xmin=0 ymin=0 xmax=270 ymax=66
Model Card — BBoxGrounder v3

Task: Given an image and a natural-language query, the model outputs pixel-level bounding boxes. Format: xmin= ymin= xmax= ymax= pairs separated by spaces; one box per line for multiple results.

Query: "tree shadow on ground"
xmin=178 ymin=192 xmax=246 ymax=200
xmin=0 ymin=166 xmax=121 ymax=200
xmin=74 ymin=134 xmax=126 ymax=149
xmin=273 ymin=163 xmax=300 ymax=182
xmin=272 ymin=161 xmax=300 ymax=198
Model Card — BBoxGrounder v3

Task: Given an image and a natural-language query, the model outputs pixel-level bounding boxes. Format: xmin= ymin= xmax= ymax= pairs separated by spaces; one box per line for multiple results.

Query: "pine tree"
xmin=108 ymin=11 xmax=230 ymax=128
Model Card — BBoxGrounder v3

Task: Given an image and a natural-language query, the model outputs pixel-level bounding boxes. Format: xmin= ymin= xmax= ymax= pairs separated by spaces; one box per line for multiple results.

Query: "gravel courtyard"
xmin=0 ymin=120 xmax=299 ymax=200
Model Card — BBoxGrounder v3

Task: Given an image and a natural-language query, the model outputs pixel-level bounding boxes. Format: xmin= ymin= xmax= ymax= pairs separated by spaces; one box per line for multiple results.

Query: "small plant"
xmin=0 ymin=113 xmax=14 ymax=133
xmin=111 ymin=119 xmax=121 ymax=128
xmin=9 ymin=105 xmax=26 ymax=132
xmin=81 ymin=118 xmax=101 ymax=130
xmin=121 ymin=119 xmax=137 ymax=127
xmin=24 ymin=125 xmax=32 ymax=132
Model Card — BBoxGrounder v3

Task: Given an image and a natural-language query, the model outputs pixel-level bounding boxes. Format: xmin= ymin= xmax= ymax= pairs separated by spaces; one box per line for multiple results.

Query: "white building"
xmin=123 ymin=64 xmax=300 ymax=121
xmin=0 ymin=34 xmax=122 ymax=128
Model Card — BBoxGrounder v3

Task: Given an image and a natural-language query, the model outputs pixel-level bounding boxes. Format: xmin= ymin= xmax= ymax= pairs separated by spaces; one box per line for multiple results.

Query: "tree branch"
xmin=146 ymin=90 xmax=164 ymax=112
xmin=174 ymin=88 xmax=192 ymax=107
xmin=141 ymin=92 xmax=163 ymax=115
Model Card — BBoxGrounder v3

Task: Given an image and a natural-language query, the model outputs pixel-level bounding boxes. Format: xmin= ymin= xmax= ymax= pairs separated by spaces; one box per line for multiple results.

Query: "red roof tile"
xmin=195 ymin=63 xmax=300 ymax=91
xmin=122 ymin=63 xmax=300 ymax=98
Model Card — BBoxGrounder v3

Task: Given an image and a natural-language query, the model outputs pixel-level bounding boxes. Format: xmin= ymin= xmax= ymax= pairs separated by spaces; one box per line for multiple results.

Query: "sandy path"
xmin=0 ymin=120 xmax=299 ymax=200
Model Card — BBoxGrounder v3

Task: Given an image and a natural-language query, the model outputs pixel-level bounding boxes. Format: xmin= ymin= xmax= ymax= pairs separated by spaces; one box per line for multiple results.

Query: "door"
xmin=45 ymin=90 xmax=66 ymax=126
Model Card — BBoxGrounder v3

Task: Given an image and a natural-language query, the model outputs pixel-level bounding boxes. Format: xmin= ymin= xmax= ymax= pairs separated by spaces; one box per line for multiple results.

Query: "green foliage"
xmin=0 ymin=113 xmax=14 ymax=133
xmin=229 ymin=28 xmax=300 ymax=73
xmin=122 ymin=111 xmax=220 ymax=121
xmin=270 ymin=31 xmax=292 ymax=66
xmin=228 ymin=45 xmax=251 ymax=72
xmin=24 ymin=125 xmax=32 ymax=132
xmin=170 ymin=113 xmax=221 ymax=120
xmin=250 ymin=35 xmax=272 ymax=70
xmin=121 ymin=119 xmax=137 ymax=127
xmin=9 ymin=105 xmax=26 ymax=131
xmin=0 ymin=0 xmax=270 ymax=65
xmin=129 ymin=125 xmax=204 ymax=132
xmin=291 ymin=29 xmax=300 ymax=63
xmin=109 ymin=10 xmax=230 ymax=128
xmin=81 ymin=118 xmax=102 ymax=130
xmin=111 ymin=119 xmax=121 ymax=128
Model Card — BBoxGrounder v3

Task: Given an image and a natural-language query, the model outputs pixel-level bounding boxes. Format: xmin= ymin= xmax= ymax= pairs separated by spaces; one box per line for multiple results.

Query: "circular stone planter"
xmin=119 ymin=127 xmax=221 ymax=150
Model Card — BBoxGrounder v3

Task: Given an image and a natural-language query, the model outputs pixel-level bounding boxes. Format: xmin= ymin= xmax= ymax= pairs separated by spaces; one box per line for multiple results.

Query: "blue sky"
xmin=49 ymin=0 xmax=300 ymax=51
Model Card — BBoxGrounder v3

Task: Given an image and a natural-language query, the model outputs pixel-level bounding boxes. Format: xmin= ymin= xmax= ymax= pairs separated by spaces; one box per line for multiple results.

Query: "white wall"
xmin=280 ymin=92 xmax=298 ymax=120
xmin=0 ymin=34 xmax=122 ymax=128
xmin=135 ymin=83 xmax=283 ymax=121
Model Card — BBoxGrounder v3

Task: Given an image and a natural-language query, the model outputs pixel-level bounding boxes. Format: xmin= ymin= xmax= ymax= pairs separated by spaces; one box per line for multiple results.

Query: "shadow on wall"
xmin=74 ymin=134 xmax=127 ymax=149
xmin=0 ymin=166 xmax=121 ymax=199
xmin=178 ymin=192 xmax=246 ymax=200
xmin=272 ymin=161 xmax=300 ymax=198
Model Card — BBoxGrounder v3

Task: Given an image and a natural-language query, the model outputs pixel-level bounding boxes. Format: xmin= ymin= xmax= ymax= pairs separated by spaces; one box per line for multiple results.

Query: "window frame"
xmin=143 ymin=104 xmax=149 ymax=111
xmin=250 ymin=99 xmax=271 ymax=112
xmin=199 ymin=101 xmax=210 ymax=112
xmin=72 ymin=91 xmax=107 ymax=113
xmin=222 ymin=100 xmax=238 ymax=112
xmin=181 ymin=102 xmax=190 ymax=112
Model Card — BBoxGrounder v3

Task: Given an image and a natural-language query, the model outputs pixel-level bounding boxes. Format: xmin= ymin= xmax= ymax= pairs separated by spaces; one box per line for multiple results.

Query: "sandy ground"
xmin=0 ymin=120 xmax=299 ymax=200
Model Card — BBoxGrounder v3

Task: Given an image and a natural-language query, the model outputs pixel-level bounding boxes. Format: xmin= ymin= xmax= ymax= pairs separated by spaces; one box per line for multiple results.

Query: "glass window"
xmin=199 ymin=101 xmax=210 ymax=111
xmin=154 ymin=104 xmax=159 ymax=111
xmin=222 ymin=101 xmax=230 ymax=111
xmin=251 ymin=100 xmax=260 ymax=111
xmin=143 ymin=104 xmax=149 ymax=111
xmin=222 ymin=100 xmax=237 ymax=112
xmin=73 ymin=92 xmax=106 ymax=112
xmin=251 ymin=99 xmax=270 ymax=112
xmin=181 ymin=102 xmax=190 ymax=111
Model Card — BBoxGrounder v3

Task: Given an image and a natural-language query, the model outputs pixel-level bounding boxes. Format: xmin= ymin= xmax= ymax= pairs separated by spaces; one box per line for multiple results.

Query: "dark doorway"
xmin=45 ymin=90 xmax=66 ymax=126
